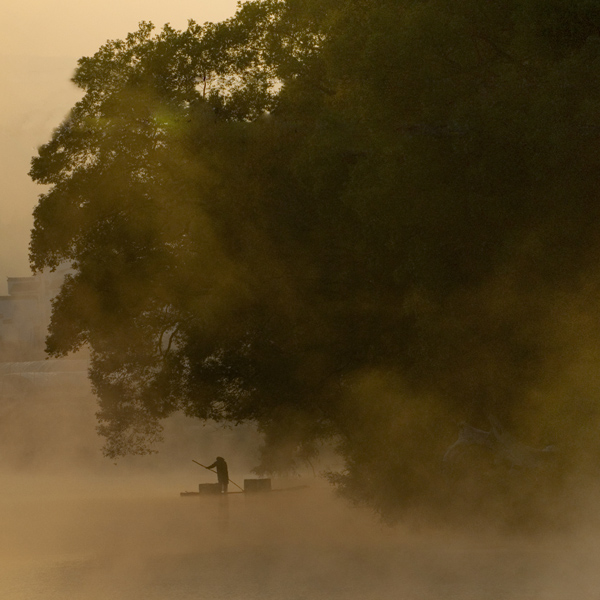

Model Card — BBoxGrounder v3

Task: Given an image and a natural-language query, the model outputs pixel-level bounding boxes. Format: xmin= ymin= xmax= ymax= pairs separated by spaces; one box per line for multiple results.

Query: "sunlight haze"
xmin=0 ymin=0 xmax=239 ymax=293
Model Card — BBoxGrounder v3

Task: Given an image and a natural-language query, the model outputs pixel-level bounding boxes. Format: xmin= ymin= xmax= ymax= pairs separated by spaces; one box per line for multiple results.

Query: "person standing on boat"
xmin=207 ymin=456 xmax=229 ymax=494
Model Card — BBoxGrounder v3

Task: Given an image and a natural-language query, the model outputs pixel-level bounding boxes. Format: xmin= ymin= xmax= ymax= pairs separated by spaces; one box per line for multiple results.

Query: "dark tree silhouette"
xmin=30 ymin=0 xmax=600 ymax=521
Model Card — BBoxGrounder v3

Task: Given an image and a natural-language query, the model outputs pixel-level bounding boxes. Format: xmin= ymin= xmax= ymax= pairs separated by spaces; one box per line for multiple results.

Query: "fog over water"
xmin=3 ymin=468 xmax=600 ymax=599
xmin=1 ymin=381 xmax=600 ymax=600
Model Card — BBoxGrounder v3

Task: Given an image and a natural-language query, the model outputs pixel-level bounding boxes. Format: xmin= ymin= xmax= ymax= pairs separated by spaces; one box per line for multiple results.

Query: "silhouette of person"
xmin=207 ymin=456 xmax=229 ymax=494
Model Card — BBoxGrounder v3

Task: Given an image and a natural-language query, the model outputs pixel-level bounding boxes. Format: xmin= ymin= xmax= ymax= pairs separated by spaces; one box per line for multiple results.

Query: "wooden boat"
xmin=180 ymin=479 xmax=308 ymax=496
xmin=180 ymin=479 xmax=271 ymax=496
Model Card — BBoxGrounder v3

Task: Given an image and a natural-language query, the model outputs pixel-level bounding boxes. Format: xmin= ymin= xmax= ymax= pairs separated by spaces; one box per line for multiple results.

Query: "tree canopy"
xmin=30 ymin=0 xmax=600 ymax=521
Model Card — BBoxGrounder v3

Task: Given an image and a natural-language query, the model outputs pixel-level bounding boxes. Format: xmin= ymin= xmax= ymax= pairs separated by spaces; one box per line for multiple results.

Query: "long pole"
xmin=192 ymin=460 xmax=245 ymax=492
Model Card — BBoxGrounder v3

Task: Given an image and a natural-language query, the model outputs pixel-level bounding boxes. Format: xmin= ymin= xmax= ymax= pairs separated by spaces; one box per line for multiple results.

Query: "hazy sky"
xmin=0 ymin=0 xmax=239 ymax=294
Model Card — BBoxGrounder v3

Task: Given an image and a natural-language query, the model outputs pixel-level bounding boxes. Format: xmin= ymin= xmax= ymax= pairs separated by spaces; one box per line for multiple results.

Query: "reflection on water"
xmin=1 ymin=477 xmax=600 ymax=599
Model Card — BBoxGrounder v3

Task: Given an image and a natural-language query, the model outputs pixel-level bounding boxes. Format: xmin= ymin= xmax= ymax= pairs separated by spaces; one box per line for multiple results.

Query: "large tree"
xmin=30 ymin=0 xmax=600 ymax=521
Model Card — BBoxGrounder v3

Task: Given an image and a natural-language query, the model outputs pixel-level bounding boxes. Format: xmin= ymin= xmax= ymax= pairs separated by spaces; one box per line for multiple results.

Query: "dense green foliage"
xmin=31 ymin=0 xmax=600 ymax=520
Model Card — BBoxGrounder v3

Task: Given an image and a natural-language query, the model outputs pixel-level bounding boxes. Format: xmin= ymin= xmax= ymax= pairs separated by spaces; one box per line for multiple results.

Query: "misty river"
xmin=2 ymin=473 xmax=600 ymax=600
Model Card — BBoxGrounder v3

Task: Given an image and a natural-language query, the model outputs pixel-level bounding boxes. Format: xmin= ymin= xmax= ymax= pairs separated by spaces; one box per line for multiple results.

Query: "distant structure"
xmin=0 ymin=264 xmax=94 ymax=469
xmin=0 ymin=264 xmax=74 ymax=361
